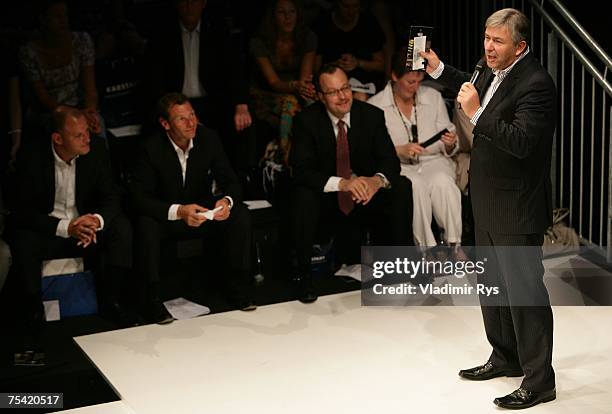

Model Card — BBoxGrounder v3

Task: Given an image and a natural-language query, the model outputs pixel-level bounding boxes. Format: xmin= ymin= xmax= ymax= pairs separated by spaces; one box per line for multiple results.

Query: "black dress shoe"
xmin=459 ymin=361 xmax=523 ymax=381
xmin=296 ymin=275 xmax=318 ymax=303
xmin=100 ymin=301 xmax=141 ymax=328
xmin=147 ymin=301 xmax=175 ymax=325
xmin=494 ymin=387 xmax=556 ymax=409
xmin=240 ymin=302 xmax=258 ymax=311
xmin=234 ymin=297 xmax=257 ymax=312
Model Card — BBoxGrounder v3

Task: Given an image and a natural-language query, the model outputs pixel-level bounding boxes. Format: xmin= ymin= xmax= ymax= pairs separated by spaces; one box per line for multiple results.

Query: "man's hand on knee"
xmin=358 ymin=176 xmax=383 ymax=205
xmin=339 ymin=177 xmax=368 ymax=203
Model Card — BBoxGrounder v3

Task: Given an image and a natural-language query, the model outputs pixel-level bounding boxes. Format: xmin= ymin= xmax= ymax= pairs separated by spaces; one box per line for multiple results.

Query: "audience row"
xmin=0 ymin=1 xmax=474 ymax=345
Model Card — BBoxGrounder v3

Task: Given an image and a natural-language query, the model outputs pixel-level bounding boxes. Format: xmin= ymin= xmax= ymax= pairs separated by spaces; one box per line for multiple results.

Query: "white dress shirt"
xmin=180 ymin=20 xmax=207 ymax=99
xmin=429 ymin=48 xmax=530 ymax=125
xmin=166 ymin=135 xmax=233 ymax=221
xmin=470 ymin=47 xmax=530 ymax=124
xmin=322 ymin=110 xmax=389 ymax=192
xmin=50 ymin=144 xmax=104 ymax=238
xmin=167 ymin=135 xmax=194 ymax=220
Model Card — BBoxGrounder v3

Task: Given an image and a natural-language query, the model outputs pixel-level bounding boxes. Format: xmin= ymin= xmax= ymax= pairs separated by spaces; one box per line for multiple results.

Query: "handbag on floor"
xmin=542 ymin=208 xmax=579 ymax=257
xmin=260 ymin=139 xmax=290 ymax=200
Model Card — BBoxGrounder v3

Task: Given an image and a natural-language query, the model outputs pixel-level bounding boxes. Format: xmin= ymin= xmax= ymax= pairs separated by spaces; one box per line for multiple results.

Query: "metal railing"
xmin=426 ymin=0 xmax=611 ymax=262
xmin=523 ymin=0 xmax=611 ymax=262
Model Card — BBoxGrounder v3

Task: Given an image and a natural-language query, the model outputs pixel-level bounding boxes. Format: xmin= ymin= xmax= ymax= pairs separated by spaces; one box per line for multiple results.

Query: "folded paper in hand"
xmin=198 ymin=205 xmax=223 ymax=220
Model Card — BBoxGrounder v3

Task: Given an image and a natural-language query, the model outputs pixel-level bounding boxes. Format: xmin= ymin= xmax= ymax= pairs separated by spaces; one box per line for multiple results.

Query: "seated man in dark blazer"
xmin=10 ymin=107 xmax=133 ymax=340
xmin=290 ymin=64 xmax=414 ymax=303
xmin=130 ymin=93 xmax=255 ymax=323
xmin=143 ymin=0 xmax=254 ymax=176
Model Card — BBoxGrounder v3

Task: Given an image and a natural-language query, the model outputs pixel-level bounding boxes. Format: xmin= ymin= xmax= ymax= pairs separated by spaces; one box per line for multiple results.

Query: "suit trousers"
xmin=10 ymin=214 xmax=133 ymax=317
xmin=474 ymin=227 xmax=555 ymax=392
xmin=292 ymin=177 xmax=414 ymax=275
xmin=135 ymin=203 xmax=252 ymax=298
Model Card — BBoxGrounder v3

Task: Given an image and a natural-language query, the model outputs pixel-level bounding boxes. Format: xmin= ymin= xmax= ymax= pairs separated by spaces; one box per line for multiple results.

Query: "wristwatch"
xmin=375 ymin=173 xmax=391 ymax=190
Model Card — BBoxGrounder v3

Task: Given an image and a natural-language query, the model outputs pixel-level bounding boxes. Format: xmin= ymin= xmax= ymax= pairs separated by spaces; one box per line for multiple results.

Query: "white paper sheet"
xmin=244 ymin=200 xmax=273 ymax=210
xmin=197 ymin=206 xmax=223 ymax=220
xmin=163 ymin=297 xmax=210 ymax=320
xmin=107 ymin=125 xmax=142 ymax=138
xmin=41 ymin=258 xmax=84 ymax=277
xmin=43 ymin=300 xmax=61 ymax=321
xmin=411 ymin=36 xmax=427 ymax=70
xmin=334 ymin=264 xmax=362 ymax=281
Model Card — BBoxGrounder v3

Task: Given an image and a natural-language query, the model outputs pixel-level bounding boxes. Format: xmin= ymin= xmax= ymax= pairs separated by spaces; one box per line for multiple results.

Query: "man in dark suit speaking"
xmin=421 ymin=8 xmax=557 ymax=410
xmin=130 ymin=93 xmax=255 ymax=323
xmin=290 ymin=64 xmax=413 ymax=303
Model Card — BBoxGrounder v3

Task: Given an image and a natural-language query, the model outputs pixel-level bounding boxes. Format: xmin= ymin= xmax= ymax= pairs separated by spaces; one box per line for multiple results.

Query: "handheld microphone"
xmin=469 ymin=58 xmax=486 ymax=84
xmin=458 ymin=58 xmax=486 ymax=110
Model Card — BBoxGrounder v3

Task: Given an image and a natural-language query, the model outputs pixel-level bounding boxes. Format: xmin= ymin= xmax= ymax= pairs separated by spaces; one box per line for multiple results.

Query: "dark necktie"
xmin=336 ymin=120 xmax=354 ymax=215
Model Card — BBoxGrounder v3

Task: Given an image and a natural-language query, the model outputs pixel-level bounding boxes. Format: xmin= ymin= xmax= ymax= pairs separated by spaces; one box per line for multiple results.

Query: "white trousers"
xmin=400 ymin=156 xmax=462 ymax=247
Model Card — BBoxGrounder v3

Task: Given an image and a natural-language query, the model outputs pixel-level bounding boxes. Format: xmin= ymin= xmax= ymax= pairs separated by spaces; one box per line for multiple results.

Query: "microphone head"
xmin=475 ymin=57 xmax=485 ymax=72
xmin=469 ymin=58 xmax=486 ymax=84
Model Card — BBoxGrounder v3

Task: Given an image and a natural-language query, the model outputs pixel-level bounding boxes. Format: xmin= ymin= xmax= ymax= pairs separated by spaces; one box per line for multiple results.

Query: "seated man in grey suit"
xmin=290 ymin=64 xmax=414 ymax=303
xmin=130 ymin=93 xmax=255 ymax=324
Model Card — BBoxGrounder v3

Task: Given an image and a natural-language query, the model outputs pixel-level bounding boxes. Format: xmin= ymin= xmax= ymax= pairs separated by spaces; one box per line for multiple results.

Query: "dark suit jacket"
xmin=145 ymin=17 xmax=248 ymax=108
xmin=437 ymin=52 xmax=556 ymax=234
xmin=130 ymin=125 xmax=242 ymax=221
xmin=289 ymin=100 xmax=401 ymax=192
xmin=14 ymin=137 xmax=120 ymax=237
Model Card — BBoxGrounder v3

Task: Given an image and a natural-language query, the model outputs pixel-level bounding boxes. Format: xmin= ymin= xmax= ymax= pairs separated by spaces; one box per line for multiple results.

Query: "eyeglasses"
xmin=321 ymin=85 xmax=352 ymax=97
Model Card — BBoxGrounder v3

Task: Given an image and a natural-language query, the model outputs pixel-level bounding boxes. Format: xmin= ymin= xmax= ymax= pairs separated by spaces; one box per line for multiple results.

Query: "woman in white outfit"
xmin=368 ymin=51 xmax=462 ymax=249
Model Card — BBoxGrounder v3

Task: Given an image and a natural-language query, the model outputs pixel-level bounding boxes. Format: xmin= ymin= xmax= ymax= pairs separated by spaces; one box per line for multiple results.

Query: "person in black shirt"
xmin=313 ymin=0 xmax=386 ymax=98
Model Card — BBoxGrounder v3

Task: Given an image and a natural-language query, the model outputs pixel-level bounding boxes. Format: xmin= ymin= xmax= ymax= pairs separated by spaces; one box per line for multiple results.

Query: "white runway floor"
xmin=69 ymin=254 xmax=612 ymax=414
